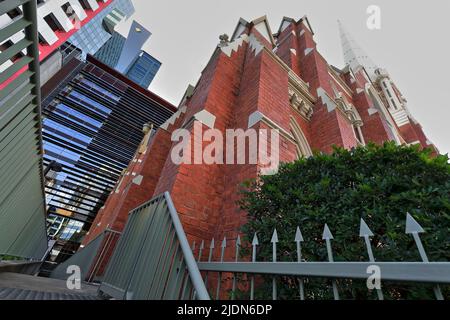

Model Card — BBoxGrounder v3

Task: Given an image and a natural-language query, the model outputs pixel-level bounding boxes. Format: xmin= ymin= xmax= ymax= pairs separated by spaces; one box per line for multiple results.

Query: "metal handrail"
xmin=163 ymin=192 xmax=210 ymax=300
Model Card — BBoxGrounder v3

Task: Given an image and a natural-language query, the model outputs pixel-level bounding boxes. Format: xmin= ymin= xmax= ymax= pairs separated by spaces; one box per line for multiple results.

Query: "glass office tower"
xmin=126 ymin=51 xmax=161 ymax=88
xmin=94 ymin=20 xmax=162 ymax=88
xmin=40 ymin=55 xmax=175 ymax=258
xmin=67 ymin=0 xmax=135 ymax=57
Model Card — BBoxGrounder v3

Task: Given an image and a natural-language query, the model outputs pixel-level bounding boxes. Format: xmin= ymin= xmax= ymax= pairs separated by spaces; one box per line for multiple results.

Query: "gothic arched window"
xmin=290 ymin=117 xmax=313 ymax=158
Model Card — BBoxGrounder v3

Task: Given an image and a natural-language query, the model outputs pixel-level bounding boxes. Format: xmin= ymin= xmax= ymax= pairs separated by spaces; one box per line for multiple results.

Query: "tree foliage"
xmin=239 ymin=142 xmax=450 ymax=300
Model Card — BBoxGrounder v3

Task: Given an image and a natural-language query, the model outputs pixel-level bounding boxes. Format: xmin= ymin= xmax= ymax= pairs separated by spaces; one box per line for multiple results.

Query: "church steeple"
xmin=338 ymin=20 xmax=378 ymax=80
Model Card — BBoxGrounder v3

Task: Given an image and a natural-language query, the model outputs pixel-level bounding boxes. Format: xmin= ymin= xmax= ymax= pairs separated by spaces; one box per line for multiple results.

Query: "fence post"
xmin=198 ymin=241 xmax=204 ymax=263
xmin=271 ymin=229 xmax=278 ymax=300
xmin=295 ymin=226 xmax=305 ymax=300
xmin=250 ymin=233 xmax=258 ymax=300
xmin=204 ymin=238 xmax=214 ymax=289
xmin=231 ymin=235 xmax=241 ymax=300
xmin=323 ymin=224 xmax=339 ymax=300
xmin=216 ymin=237 xmax=226 ymax=300
xmin=405 ymin=213 xmax=444 ymax=300
xmin=359 ymin=218 xmax=384 ymax=300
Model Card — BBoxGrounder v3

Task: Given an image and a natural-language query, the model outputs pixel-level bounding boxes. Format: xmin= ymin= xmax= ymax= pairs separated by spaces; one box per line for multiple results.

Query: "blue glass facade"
xmin=93 ymin=33 xmax=126 ymax=69
xmin=126 ymin=52 xmax=161 ymax=88
xmin=41 ymin=56 xmax=174 ymax=235
xmin=67 ymin=0 xmax=134 ymax=57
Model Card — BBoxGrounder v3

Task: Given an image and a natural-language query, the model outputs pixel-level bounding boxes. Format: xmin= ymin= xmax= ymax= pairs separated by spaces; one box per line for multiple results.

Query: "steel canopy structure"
xmin=0 ymin=0 xmax=48 ymax=260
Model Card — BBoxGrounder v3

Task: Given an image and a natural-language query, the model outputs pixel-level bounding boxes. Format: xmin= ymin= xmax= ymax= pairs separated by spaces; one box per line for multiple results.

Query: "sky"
xmin=117 ymin=0 xmax=450 ymax=155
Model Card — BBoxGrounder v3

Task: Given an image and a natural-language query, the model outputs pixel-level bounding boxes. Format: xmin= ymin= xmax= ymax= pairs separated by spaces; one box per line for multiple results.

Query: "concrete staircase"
xmin=0 ymin=287 xmax=98 ymax=300
xmin=0 ymin=272 xmax=100 ymax=300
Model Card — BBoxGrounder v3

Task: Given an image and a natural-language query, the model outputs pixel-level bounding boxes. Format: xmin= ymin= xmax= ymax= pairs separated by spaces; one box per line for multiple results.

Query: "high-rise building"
xmin=83 ymin=16 xmax=438 ymax=265
xmin=125 ymin=51 xmax=161 ymax=88
xmin=67 ymin=0 xmax=134 ymax=57
xmin=94 ymin=20 xmax=161 ymax=88
xmin=93 ymin=32 xmax=126 ymax=68
xmin=1 ymin=0 xmax=132 ymax=90
xmin=40 ymin=54 xmax=176 ymax=248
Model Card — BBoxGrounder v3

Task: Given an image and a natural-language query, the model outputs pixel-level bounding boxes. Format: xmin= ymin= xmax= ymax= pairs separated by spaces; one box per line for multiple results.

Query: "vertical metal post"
xmin=197 ymin=240 xmax=204 ymax=263
xmin=231 ymin=235 xmax=241 ymax=300
xmin=359 ymin=219 xmax=384 ymax=300
xmin=271 ymin=229 xmax=278 ymax=300
xmin=323 ymin=224 xmax=339 ymax=300
xmin=295 ymin=226 xmax=305 ymax=300
xmin=204 ymin=238 xmax=214 ymax=289
xmin=216 ymin=237 xmax=226 ymax=300
xmin=250 ymin=233 xmax=258 ymax=300
xmin=405 ymin=213 xmax=443 ymax=300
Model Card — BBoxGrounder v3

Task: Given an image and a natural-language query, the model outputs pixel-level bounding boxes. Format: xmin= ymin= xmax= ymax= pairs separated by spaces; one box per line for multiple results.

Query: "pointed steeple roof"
xmin=338 ymin=20 xmax=378 ymax=80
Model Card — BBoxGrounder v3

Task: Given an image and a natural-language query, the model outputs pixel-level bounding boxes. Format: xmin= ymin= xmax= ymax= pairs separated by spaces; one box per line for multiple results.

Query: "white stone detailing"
xmin=221 ymin=33 xmax=264 ymax=57
xmin=132 ymin=175 xmax=143 ymax=186
xmin=160 ymin=105 xmax=187 ymax=131
xmin=193 ymin=110 xmax=216 ymax=129
xmin=221 ymin=34 xmax=249 ymax=57
xmin=368 ymin=108 xmax=378 ymax=115
xmin=290 ymin=48 xmax=297 ymax=55
xmin=299 ymin=29 xmax=305 ymax=37
xmin=304 ymin=48 xmax=314 ymax=56
xmin=248 ymin=33 xmax=264 ymax=56
xmin=317 ymin=88 xmax=337 ymax=112
xmin=389 ymin=108 xmax=410 ymax=127
xmin=248 ymin=111 xmax=264 ymax=128
xmin=280 ymin=20 xmax=291 ymax=33
xmin=247 ymin=111 xmax=296 ymax=143
xmin=407 ymin=141 xmax=421 ymax=146
xmin=233 ymin=23 xmax=246 ymax=40
xmin=254 ymin=19 xmax=273 ymax=44
xmin=356 ymin=88 xmax=365 ymax=94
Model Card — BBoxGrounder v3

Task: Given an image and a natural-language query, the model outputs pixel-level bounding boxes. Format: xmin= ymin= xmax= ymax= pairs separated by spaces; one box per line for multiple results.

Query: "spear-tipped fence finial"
xmin=271 ymin=228 xmax=279 ymax=300
xmin=250 ymin=232 xmax=259 ymax=300
xmin=359 ymin=218 xmax=383 ymax=300
xmin=322 ymin=224 xmax=339 ymax=300
xmin=295 ymin=225 xmax=305 ymax=300
xmin=405 ymin=213 xmax=443 ymax=300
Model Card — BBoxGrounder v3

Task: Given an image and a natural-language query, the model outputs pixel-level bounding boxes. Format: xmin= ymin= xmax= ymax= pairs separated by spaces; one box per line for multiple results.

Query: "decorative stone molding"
xmin=289 ymin=90 xmax=313 ymax=121
xmin=160 ymin=105 xmax=187 ymax=131
xmin=182 ymin=109 xmax=216 ymax=130
xmin=304 ymin=48 xmax=314 ymax=56
xmin=248 ymin=111 xmax=296 ymax=143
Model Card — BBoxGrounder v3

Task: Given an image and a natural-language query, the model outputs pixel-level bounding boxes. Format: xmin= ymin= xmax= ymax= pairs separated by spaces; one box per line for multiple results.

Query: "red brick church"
xmin=82 ymin=16 xmax=437 ymax=257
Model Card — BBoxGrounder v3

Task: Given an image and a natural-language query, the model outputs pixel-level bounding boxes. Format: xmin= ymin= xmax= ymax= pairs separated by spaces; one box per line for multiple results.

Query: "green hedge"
xmin=239 ymin=142 xmax=449 ymax=300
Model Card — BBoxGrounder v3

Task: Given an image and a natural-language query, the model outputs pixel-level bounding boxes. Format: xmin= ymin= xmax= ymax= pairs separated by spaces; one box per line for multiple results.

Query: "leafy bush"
xmin=239 ymin=142 xmax=450 ymax=300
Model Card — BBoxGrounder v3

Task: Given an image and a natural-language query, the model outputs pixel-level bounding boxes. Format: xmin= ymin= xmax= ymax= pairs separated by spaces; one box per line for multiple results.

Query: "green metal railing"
xmin=0 ymin=0 xmax=48 ymax=260
xmin=99 ymin=192 xmax=210 ymax=300
xmin=194 ymin=215 xmax=449 ymax=300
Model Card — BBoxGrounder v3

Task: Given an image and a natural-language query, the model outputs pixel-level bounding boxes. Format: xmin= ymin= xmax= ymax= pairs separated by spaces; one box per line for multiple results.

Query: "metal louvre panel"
xmin=0 ymin=0 xmax=47 ymax=260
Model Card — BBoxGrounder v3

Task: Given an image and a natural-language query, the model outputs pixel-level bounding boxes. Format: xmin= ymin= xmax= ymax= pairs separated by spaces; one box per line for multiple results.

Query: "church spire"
xmin=338 ymin=20 xmax=378 ymax=80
